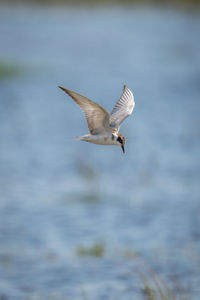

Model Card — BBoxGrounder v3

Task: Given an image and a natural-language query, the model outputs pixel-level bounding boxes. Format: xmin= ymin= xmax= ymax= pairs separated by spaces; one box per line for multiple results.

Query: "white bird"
xmin=58 ymin=85 xmax=135 ymax=153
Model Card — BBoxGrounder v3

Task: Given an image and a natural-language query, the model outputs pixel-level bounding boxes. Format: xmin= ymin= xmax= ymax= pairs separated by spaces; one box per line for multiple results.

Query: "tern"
xmin=58 ymin=85 xmax=135 ymax=153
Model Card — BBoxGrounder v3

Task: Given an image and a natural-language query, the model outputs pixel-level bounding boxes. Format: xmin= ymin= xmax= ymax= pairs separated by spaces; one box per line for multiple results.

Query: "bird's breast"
xmin=89 ymin=134 xmax=119 ymax=145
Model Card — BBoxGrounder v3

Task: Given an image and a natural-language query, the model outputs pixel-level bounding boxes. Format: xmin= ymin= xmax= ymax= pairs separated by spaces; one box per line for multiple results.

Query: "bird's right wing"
xmin=110 ymin=85 xmax=135 ymax=131
xmin=59 ymin=86 xmax=110 ymax=134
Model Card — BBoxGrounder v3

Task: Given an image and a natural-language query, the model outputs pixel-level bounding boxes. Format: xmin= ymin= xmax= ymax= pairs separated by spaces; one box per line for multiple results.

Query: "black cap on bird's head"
xmin=117 ymin=134 xmax=126 ymax=153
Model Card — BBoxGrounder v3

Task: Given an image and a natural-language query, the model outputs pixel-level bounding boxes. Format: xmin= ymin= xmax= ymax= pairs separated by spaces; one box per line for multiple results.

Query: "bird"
xmin=58 ymin=85 xmax=135 ymax=153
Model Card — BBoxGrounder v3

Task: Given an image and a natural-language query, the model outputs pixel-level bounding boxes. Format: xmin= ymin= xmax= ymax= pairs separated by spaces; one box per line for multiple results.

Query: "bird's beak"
xmin=121 ymin=144 xmax=125 ymax=153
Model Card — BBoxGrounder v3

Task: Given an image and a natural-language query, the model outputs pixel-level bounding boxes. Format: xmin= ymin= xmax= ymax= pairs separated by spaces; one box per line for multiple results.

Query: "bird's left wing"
xmin=110 ymin=85 xmax=135 ymax=131
xmin=58 ymin=86 xmax=110 ymax=134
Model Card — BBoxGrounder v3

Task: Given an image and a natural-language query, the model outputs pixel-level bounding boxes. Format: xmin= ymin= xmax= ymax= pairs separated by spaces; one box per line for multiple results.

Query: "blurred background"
xmin=0 ymin=0 xmax=200 ymax=299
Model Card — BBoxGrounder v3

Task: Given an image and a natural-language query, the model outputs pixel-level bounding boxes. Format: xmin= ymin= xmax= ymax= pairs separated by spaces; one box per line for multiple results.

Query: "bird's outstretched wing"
xmin=110 ymin=85 xmax=135 ymax=131
xmin=59 ymin=86 xmax=110 ymax=134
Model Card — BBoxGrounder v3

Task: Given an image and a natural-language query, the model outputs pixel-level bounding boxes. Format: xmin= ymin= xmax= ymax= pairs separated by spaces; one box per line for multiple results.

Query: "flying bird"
xmin=58 ymin=85 xmax=135 ymax=153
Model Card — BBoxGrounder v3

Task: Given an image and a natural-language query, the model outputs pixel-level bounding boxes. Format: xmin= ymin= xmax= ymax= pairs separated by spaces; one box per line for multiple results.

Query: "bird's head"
xmin=117 ymin=134 xmax=126 ymax=153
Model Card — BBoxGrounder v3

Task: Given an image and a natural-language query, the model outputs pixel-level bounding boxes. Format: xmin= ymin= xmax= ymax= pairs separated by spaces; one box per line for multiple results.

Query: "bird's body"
xmin=58 ymin=85 xmax=135 ymax=153
xmin=77 ymin=131 xmax=121 ymax=145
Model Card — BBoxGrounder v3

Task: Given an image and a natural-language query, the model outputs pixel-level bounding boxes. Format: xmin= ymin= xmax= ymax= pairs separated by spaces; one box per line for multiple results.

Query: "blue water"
xmin=0 ymin=3 xmax=200 ymax=300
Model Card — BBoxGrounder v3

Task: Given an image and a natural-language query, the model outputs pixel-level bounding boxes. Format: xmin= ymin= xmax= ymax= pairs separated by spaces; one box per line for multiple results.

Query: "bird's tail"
xmin=73 ymin=134 xmax=90 ymax=142
xmin=73 ymin=136 xmax=81 ymax=141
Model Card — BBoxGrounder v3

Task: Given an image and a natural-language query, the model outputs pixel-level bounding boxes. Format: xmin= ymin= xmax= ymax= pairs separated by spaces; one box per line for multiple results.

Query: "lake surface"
xmin=0 ymin=3 xmax=200 ymax=300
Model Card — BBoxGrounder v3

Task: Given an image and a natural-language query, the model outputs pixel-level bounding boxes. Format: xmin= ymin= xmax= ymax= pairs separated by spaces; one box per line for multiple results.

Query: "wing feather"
xmin=58 ymin=86 xmax=110 ymax=134
xmin=110 ymin=85 xmax=135 ymax=131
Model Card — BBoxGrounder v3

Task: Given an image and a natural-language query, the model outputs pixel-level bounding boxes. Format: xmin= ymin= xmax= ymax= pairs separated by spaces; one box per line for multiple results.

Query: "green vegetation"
xmin=76 ymin=244 xmax=188 ymax=299
xmin=144 ymin=283 xmax=159 ymax=300
xmin=142 ymin=279 xmax=174 ymax=300
xmin=123 ymin=248 xmax=140 ymax=259
xmin=0 ymin=61 xmax=22 ymax=79
xmin=76 ymin=242 xmax=105 ymax=257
